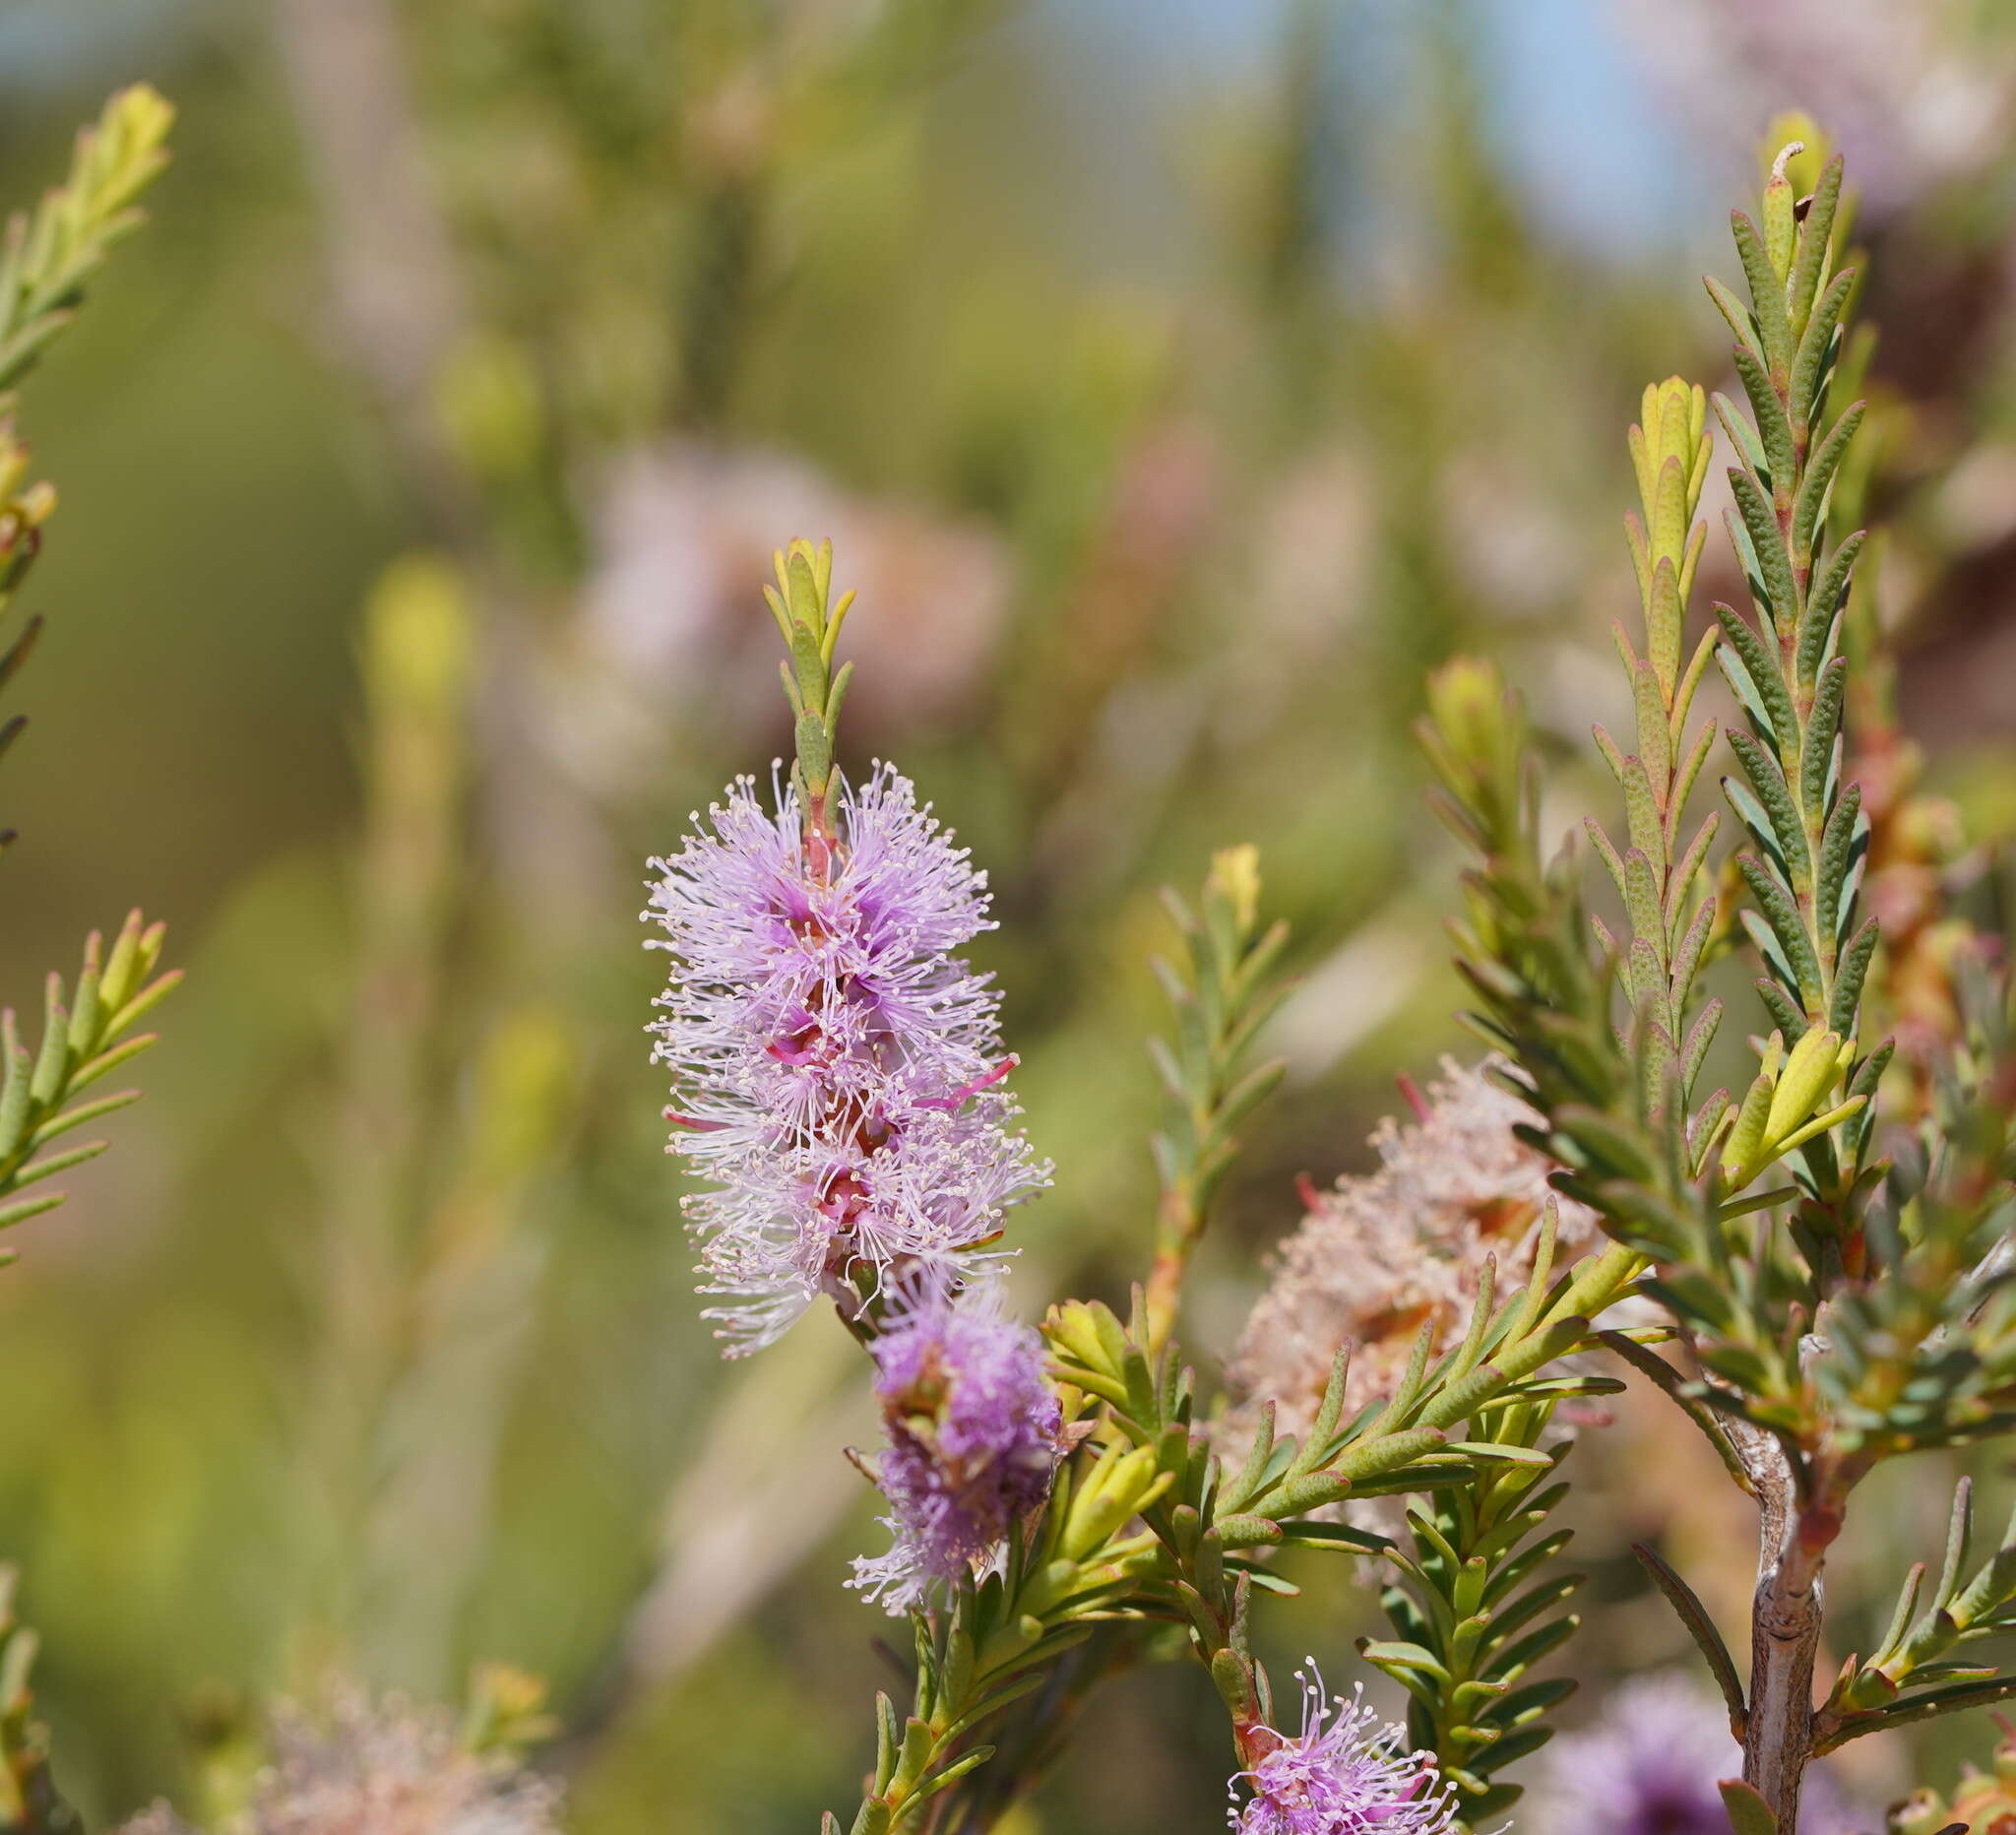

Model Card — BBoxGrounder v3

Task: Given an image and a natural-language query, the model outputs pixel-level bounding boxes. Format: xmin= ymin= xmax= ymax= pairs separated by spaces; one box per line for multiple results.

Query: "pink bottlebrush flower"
xmin=850 ymin=1276 xmax=1064 ymax=1613
xmin=120 ymin=1685 xmax=560 ymax=1835
xmin=648 ymin=763 xmax=1048 ymax=1352
xmin=1228 ymin=1664 xmax=1459 ymax=1835
xmin=1232 ymin=1056 xmax=1606 ymax=1435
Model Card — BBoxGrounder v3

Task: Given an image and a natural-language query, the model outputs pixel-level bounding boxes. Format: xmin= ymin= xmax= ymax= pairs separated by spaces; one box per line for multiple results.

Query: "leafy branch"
xmin=0 ymin=1568 xmax=77 ymax=1835
xmin=0 ymin=86 xmax=174 ymax=404
xmin=1045 ymin=1230 xmax=1638 ymax=1771
xmin=0 ymin=912 xmax=180 ymax=1234
xmin=0 ymin=85 xmax=175 ymax=857
xmin=1816 ymin=1478 xmax=2016 ymax=1749
xmin=1592 ymin=374 xmax=1723 ymax=1142
xmin=1706 ymin=143 xmax=1883 ymax=1221
xmin=1364 ymin=1387 xmax=1600 ymax=1821
xmin=1141 ymin=844 xmax=1290 ymax=1355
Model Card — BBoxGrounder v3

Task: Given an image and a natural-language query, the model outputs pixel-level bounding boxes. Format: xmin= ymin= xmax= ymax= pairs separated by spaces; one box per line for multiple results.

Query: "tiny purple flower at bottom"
xmin=1532 ymin=1672 xmax=1863 ymax=1835
xmin=1228 ymin=1664 xmax=1460 ymax=1835
xmin=850 ymin=1276 xmax=1063 ymax=1614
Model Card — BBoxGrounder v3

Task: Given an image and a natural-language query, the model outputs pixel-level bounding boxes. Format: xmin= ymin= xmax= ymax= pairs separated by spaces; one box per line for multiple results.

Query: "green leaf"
xmin=1718 ymin=1777 xmax=1779 ymax=1835
xmin=1797 ymin=531 xmax=1864 ymax=687
xmin=1714 ymin=603 xmax=1796 ymax=750
xmin=0 ymin=1192 xmax=61 ymax=1232
xmin=1791 ymin=269 xmax=1857 ymax=430
xmin=1829 ymin=918 xmax=1879 ymax=1037
xmin=1584 ymin=818 xmax=1627 ymax=901
xmin=1792 ymin=402 xmax=1865 ymax=571
xmin=1814 ymin=781 xmax=1862 ymax=957
xmin=1703 ymin=274 xmax=1760 ymax=354
xmin=1800 ymin=659 xmax=1850 ymax=826
xmin=1736 ymin=854 xmax=1820 ymax=1008
xmin=1633 ymin=1542 xmax=1747 ymax=1733
xmin=1816 ymin=1675 xmax=2016 ymax=1751
xmin=1623 ymin=850 xmax=1664 ymax=963
xmin=1731 ymin=348 xmax=1794 ymax=496
xmin=1633 ymin=656 xmax=1671 ymax=790
xmin=1724 ymin=732 xmax=1805 ymax=883
xmin=1647 ymin=557 xmax=1683 ymax=702
xmin=1729 ymin=469 xmax=1797 ymax=633
xmin=1670 ymin=726 xmax=1719 ymax=851
xmin=1622 ymin=755 xmax=1662 ymax=861
xmin=1756 ymin=977 xmax=1806 ymax=1041
xmin=1788 ymin=154 xmax=1845 ymax=338
xmin=1730 ymin=211 xmax=1793 ymax=379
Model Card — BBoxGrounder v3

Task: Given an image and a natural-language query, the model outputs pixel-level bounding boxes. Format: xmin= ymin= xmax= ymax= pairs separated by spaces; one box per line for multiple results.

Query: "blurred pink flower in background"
xmin=570 ymin=442 xmax=1012 ymax=790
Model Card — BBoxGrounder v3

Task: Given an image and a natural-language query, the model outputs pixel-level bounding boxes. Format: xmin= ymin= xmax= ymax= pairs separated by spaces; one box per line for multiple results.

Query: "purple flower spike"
xmin=647 ymin=763 xmax=1048 ymax=1352
xmin=1228 ymin=1664 xmax=1459 ymax=1835
xmin=850 ymin=1277 xmax=1063 ymax=1613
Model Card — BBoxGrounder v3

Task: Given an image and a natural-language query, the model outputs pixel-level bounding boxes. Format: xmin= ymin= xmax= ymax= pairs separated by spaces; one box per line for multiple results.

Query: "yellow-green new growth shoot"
xmin=763 ymin=536 xmax=855 ymax=859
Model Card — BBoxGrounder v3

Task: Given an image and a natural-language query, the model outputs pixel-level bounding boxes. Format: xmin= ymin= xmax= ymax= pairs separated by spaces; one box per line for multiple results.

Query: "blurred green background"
xmin=3 ymin=0 xmax=2016 ymax=1825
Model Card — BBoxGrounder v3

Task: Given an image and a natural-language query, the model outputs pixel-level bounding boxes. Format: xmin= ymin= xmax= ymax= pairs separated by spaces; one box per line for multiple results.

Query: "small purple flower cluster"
xmin=1229 ymin=1665 xmax=1459 ymax=1835
xmin=850 ymin=1277 xmax=1064 ymax=1613
xmin=648 ymin=763 xmax=1047 ymax=1352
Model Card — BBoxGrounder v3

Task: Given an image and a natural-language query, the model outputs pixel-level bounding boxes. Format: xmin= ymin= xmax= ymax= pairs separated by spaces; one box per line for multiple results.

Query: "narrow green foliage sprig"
xmin=1418 ymin=659 xmax=1701 ymax=1215
xmin=1416 ymin=659 xmax=1853 ymax=1459
xmin=1807 ymin=1015 xmax=2016 ymax=1467
xmin=764 ymin=536 xmax=855 ymax=853
xmin=0 ymin=86 xmax=174 ymax=857
xmin=0 ymin=912 xmax=180 ymax=1237
xmin=1141 ymin=844 xmax=1291 ymax=1356
xmin=1707 ymin=141 xmax=1883 ymax=1215
xmin=0 ymin=86 xmax=172 ymax=405
xmin=1593 ymin=375 xmax=1724 ymax=1142
xmin=0 ymin=1568 xmax=76 ymax=1835
xmin=1364 ymin=1389 xmax=1587 ymax=1820
xmin=1816 ymin=1478 xmax=2016 ymax=1751
xmin=1423 ymin=136 xmax=2016 ymax=1822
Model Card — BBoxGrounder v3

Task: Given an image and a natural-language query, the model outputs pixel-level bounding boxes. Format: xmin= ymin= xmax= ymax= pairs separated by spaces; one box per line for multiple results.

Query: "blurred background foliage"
xmin=2 ymin=0 xmax=2015 ymax=1826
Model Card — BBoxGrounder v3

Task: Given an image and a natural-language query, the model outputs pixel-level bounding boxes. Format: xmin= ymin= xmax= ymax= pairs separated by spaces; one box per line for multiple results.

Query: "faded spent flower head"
xmin=850 ymin=1275 xmax=1065 ymax=1614
xmin=647 ymin=762 xmax=1048 ymax=1353
xmin=120 ymin=1685 xmax=561 ymax=1835
xmin=1231 ymin=1057 xmax=1604 ymax=1434
xmin=1228 ymin=1662 xmax=1459 ymax=1835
